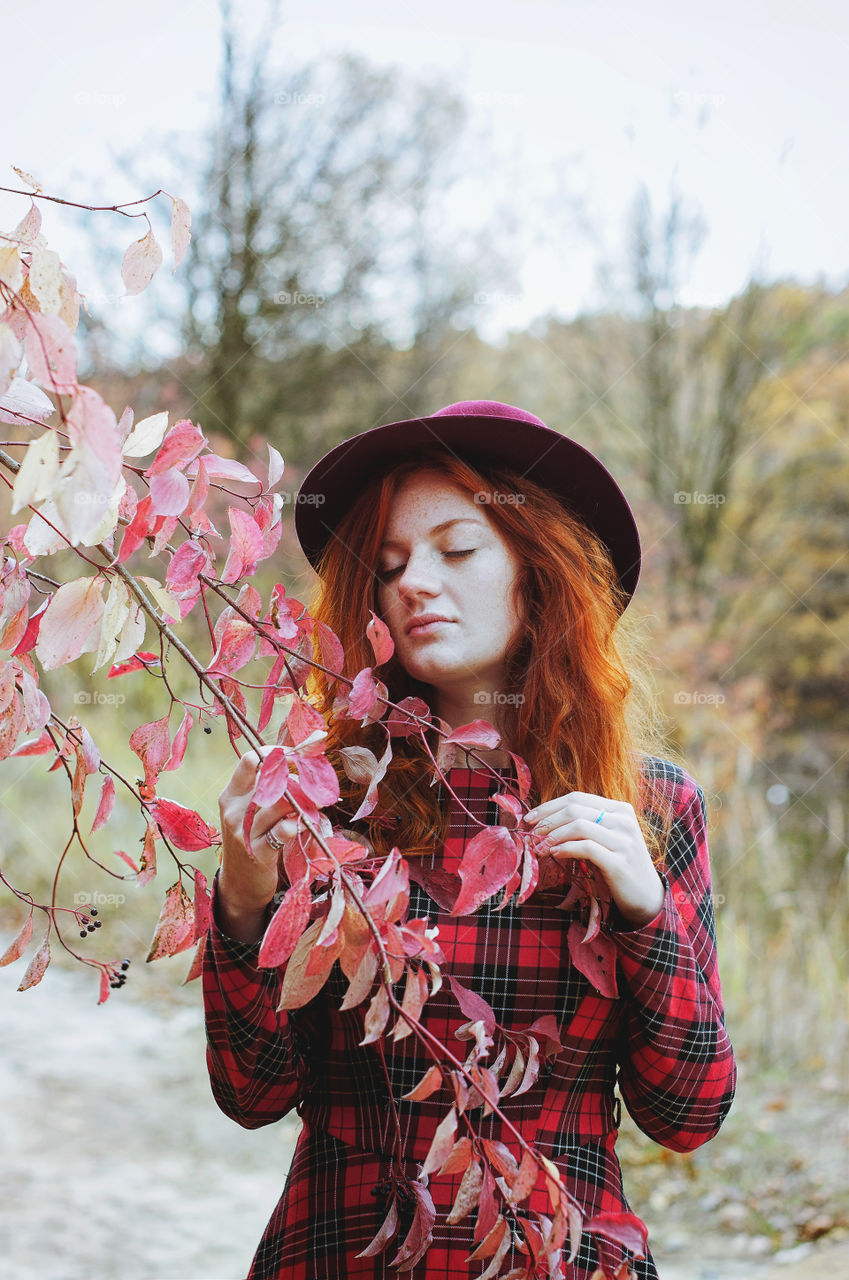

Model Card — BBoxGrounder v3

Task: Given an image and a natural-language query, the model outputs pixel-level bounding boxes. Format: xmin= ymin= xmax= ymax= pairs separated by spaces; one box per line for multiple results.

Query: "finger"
xmin=226 ymin=745 xmax=281 ymax=798
xmin=532 ymin=817 xmax=619 ymax=855
xmin=527 ymin=801 xmax=619 ymax=836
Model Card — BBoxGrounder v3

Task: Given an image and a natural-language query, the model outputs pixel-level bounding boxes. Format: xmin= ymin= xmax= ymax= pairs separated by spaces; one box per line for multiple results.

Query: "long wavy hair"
xmin=304 ymin=445 xmax=684 ymax=868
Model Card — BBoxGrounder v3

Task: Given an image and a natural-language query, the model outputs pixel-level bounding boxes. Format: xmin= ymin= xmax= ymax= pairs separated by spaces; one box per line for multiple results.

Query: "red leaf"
xmin=567 ymin=920 xmax=619 ymax=998
xmin=389 ymin=1182 xmax=436 ymax=1271
xmin=146 ymin=881 xmax=195 ymax=960
xmin=451 ymin=825 xmax=519 ymax=916
xmin=286 ymin=695 xmax=327 ymax=748
xmin=448 ymin=975 xmax=496 ymax=1034
xmin=348 ymin=666 xmax=381 ymax=721
xmin=18 ymin=936 xmax=50 ymax=990
xmin=107 ymin=651 xmax=160 ymax=678
xmin=509 ymin=1149 xmax=539 ymax=1204
xmin=584 ymin=1212 xmax=648 ymax=1258
xmin=356 ymin=1199 xmax=399 ymax=1259
xmin=192 ymin=869 xmax=212 ymax=941
xmin=182 ymin=933 xmax=206 ymax=984
xmin=129 ymin=714 xmax=172 ymax=790
xmin=511 ymin=1035 xmax=540 ymax=1097
xmin=295 ymin=754 xmax=340 ymax=808
xmin=0 ymin=913 xmax=33 ymax=966
xmin=439 ymin=1136 xmax=473 ymax=1176
xmin=366 ymin=610 xmax=394 ymax=666
xmin=467 ymin=1214 xmax=508 ymax=1261
xmin=392 ymin=964 xmax=428 ymax=1040
xmin=401 ymin=1064 xmax=444 ymax=1102
xmin=90 ymin=775 xmax=115 ymax=832
xmin=149 ymin=798 xmax=220 ymax=851
xmin=339 ymin=942 xmax=378 ymax=1011
xmin=481 ymin=1140 xmax=518 ymax=1181
xmin=9 ymin=729 xmax=53 ymax=757
xmin=473 ymin=1161 xmax=499 ymax=1245
xmin=163 ymin=708 xmax=194 ymax=772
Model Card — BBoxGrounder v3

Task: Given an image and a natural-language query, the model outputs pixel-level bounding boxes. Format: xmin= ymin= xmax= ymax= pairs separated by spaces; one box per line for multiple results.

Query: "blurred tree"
xmin=174 ymin=0 xmax=516 ymax=455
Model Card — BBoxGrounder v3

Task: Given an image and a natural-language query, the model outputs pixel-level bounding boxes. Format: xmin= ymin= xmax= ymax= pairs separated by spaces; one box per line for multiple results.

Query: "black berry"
xmin=89 ymin=907 xmax=98 ymax=917
xmin=80 ymin=930 xmax=87 ymax=938
xmin=94 ymin=920 xmax=102 ymax=928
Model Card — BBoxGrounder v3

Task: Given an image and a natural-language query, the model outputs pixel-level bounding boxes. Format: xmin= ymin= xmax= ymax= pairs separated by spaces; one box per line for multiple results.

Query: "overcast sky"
xmin=3 ymin=0 xmax=846 ymax=345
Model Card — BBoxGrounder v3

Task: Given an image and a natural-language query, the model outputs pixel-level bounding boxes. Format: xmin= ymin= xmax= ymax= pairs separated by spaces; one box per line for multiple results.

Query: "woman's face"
xmin=374 ymin=470 xmax=525 ymax=695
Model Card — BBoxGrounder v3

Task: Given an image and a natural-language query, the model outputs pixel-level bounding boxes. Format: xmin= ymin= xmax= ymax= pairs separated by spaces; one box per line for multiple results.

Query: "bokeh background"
xmin=0 ymin=2 xmax=847 ymax=1278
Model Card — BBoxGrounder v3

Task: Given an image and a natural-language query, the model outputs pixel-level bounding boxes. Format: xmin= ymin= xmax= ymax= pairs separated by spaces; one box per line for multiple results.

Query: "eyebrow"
xmin=379 ymin=516 xmax=484 ymax=550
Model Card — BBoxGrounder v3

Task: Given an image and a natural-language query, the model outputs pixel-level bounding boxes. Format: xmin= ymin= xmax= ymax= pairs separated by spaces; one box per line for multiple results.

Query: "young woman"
xmin=204 ymin=400 xmax=737 ymax=1279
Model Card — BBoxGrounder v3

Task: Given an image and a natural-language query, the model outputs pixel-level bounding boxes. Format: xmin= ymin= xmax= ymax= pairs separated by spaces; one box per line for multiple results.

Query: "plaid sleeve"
xmin=201 ymin=867 xmax=312 ymax=1129
xmin=609 ymin=776 xmax=738 ymax=1152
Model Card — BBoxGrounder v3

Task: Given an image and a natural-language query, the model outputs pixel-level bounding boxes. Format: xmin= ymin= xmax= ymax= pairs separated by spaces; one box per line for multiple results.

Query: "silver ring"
xmin=594 ymin=809 xmax=606 ymax=825
xmin=265 ymin=828 xmax=286 ymax=851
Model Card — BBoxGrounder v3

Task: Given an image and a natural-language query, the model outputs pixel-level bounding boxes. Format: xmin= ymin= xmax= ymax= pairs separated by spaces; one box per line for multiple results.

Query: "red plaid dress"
xmin=202 ymin=755 xmax=737 ymax=1279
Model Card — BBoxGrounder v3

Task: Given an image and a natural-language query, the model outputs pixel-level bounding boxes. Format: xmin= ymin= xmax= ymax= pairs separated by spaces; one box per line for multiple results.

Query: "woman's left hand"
xmin=522 ymin=792 xmax=666 ymax=927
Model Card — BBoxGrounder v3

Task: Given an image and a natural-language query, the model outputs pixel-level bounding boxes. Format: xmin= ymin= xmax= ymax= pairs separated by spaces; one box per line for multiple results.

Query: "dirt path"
xmin=0 ymin=964 xmax=844 ymax=1280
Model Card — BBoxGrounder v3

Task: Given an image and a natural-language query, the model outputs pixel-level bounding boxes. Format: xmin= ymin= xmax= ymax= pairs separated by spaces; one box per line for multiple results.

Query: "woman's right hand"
xmin=216 ymin=745 xmax=301 ymax=943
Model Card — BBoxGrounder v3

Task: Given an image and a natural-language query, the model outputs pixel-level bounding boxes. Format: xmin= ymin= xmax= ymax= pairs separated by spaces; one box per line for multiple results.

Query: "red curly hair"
xmin=304 ymin=445 xmax=682 ymax=866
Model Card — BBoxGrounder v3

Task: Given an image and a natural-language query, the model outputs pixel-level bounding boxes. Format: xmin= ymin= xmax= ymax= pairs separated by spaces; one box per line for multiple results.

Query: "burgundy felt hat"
xmin=294 ymin=399 xmax=641 ymax=608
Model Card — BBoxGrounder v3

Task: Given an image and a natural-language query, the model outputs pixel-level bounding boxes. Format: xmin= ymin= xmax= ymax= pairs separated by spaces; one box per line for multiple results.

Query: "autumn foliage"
xmin=0 ymin=173 xmax=646 ymax=1278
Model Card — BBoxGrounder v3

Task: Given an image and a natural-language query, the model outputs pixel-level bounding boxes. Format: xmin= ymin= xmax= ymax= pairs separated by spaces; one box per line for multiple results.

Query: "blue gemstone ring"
xmin=594 ymin=810 xmax=606 ymax=824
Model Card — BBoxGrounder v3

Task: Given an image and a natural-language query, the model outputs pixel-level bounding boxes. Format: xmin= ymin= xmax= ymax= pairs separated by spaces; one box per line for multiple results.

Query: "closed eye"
xmin=379 ymin=549 xmax=475 ymax=582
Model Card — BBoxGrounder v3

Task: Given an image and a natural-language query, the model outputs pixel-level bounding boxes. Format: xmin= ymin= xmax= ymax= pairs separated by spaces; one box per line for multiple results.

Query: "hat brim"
xmin=294 ymin=413 xmax=641 ymax=605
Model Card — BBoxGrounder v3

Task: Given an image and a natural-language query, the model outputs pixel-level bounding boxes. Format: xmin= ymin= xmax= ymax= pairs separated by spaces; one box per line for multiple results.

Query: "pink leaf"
xmin=0 ymin=913 xmax=33 ymax=966
xmin=24 ymin=312 xmax=77 ymax=393
xmin=34 ymin=576 xmax=105 ymax=670
xmin=295 ymin=754 xmax=340 ymax=808
xmin=359 ymin=984 xmax=390 ymax=1045
xmin=451 ymin=825 xmax=520 ymax=916
xmin=170 ymin=196 xmax=191 ymax=268
xmin=220 ymin=507 xmax=264 ymax=584
xmin=364 ymin=849 xmax=409 ymax=909
xmin=258 ymin=876 xmax=312 ymax=967
xmin=90 ymin=775 xmax=115 ymax=832
xmin=149 ymin=798 xmax=220 ymax=851
xmin=129 ymin=714 xmax=172 ymax=789
xmin=146 ymin=419 xmax=206 ymax=476
xmin=146 ymin=881 xmax=195 ymax=960
xmin=421 ymin=1105 xmax=458 ymax=1176
xmin=448 ymin=975 xmax=496 ymax=1034
xmin=444 ymin=719 xmax=501 ymax=750
xmin=366 ymin=610 xmax=395 ymax=666
xmin=277 ymin=918 xmax=338 ymax=1009
xmin=182 ymin=933 xmax=206 ymax=984
xmin=121 ymin=229 xmax=163 ymax=295
xmin=97 ymin=969 xmax=111 ymax=1005
xmin=18 ymin=936 xmax=50 ymax=990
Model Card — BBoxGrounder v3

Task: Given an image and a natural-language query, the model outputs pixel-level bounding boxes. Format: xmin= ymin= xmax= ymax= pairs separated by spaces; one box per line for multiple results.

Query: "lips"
xmin=405 ymin=614 xmax=453 ymax=635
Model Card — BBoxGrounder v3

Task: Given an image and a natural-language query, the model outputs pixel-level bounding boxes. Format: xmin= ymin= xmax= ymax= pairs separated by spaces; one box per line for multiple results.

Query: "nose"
xmin=395 ymin=550 xmax=442 ymax=599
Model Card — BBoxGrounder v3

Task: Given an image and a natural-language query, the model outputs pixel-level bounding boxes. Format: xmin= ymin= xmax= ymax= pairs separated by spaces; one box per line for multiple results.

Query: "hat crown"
xmin=431 ymin=399 xmax=547 ymax=429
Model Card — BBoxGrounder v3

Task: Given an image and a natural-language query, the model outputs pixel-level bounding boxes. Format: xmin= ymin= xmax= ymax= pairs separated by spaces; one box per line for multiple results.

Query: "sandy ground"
xmin=0 ymin=962 xmax=845 ymax=1280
